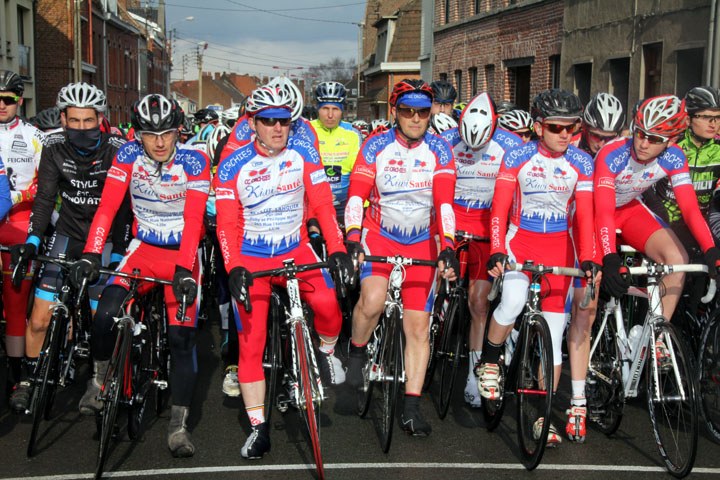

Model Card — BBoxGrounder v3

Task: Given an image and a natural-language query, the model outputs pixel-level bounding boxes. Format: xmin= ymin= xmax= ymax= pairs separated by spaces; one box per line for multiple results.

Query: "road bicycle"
xmin=423 ymin=230 xmax=488 ymax=419
xmin=482 ymin=260 xmax=591 ymax=470
xmin=587 ymin=257 xmax=711 ymax=477
xmin=355 ymin=254 xmax=437 ymax=453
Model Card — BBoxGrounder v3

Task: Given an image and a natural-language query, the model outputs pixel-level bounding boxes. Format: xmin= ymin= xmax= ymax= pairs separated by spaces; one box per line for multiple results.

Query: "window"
xmin=609 ymin=57 xmax=630 ymax=116
xmin=475 ymin=0 xmax=481 ymax=14
xmin=485 ymin=64 xmax=495 ymax=99
xmin=444 ymin=0 xmax=450 ymax=24
xmin=549 ymin=55 xmax=561 ymax=89
xmin=675 ymin=48 xmax=704 ymax=98
xmin=470 ymin=67 xmax=478 ymax=96
xmin=573 ymin=62 xmax=592 ymax=105
xmin=439 ymin=72 xmax=448 ymax=82
xmin=508 ymin=65 xmax=531 ymax=111
xmin=643 ymin=42 xmax=663 ymax=98
xmin=17 ymin=7 xmax=25 ymax=44
xmin=455 ymin=70 xmax=463 ymax=103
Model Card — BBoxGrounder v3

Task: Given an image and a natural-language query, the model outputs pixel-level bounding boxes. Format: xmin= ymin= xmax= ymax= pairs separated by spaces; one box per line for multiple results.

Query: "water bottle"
xmin=628 ymin=325 xmax=643 ymax=354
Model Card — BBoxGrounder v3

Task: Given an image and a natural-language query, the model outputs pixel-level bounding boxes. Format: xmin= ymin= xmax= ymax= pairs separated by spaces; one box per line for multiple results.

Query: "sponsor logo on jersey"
xmin=107 ymin=166 xmax=127 ymax=182
xmin=187 ymin=180 xmax=210 ymax=192
xmin=215 ymin=187 xmax=235 ymax=200
xmin=310 ymin=169 xmax=327 ymax=185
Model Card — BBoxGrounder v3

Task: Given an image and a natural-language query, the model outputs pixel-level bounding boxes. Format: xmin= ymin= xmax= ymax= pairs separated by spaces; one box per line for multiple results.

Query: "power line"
xmin=223 ymin=0 xmax=360 ymax=25
xmin=164 ymin=1 xmax=363 ymax=12
xmin=173 ymin=37 xmax=315 ymax=69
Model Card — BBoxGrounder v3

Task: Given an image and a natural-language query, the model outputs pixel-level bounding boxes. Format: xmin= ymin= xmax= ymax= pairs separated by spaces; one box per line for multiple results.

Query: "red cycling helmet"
xmin=388 ymin=79 xmax=433 ymax=107
xmin=633 ymin=95 xmax=688 ymax=138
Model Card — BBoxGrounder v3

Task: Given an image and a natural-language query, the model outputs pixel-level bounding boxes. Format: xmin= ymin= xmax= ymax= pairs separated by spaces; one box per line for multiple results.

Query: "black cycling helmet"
xmin=302 ymin=105 xmax=318 ymax=120
xmin=495 ymin=101 xmax=518 ymax=115
xmin=685 ymin=86 xmax=720 ymax=114
xmin=0 ymin=70 xmax=24 ymax=95
xmin=35 ymin=107 xmax=62 ymax=130
xmin=315 ymin=81 xmax=347 ymax=105
xmin=531 ymin=88 xmax=583 ymax=120
xmin=180 ymin=115 xmax=194 ymax=136
xmin=131 ymin=94 xmax=183 ymax=131
xmin=194 ymin=108 xmax=218 ymax=124
xmin=430 ymin=80 xmax=457 ymax=103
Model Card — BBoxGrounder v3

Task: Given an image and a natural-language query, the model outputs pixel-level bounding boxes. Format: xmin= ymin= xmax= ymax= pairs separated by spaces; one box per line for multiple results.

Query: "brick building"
xmin=35 ymin=0 xmax=170 ymax=124
xmin=433 ymin=0 xmax=563 ymax=111
xmin=358 ymin=0 xmax=423 ymax=120
xmin=170 ymin=72 xmax=247 ymax=110
xmin=561 ymin=0 xmax=713 ymax=115
xmin=0 ymin=0 xmax=38 ymax=116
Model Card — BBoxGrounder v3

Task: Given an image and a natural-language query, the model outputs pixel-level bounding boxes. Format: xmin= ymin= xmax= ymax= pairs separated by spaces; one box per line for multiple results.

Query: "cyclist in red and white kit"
xmin=595 ymin=95 xmax=720 ymax=327
xmin=344 ymin=79 xmax=458 ymax=436
xmin=479 ymin=89 xmax=596 ymax=446
xmin=71 ymin=94 xmax=210 ymax=457
xmin=0 ymin=70 xmax=45 ymax=391
xmin=213 ymin=85 xmax=353 ymax=459
xmin=439 ymin=93 xmax=522 ymax=407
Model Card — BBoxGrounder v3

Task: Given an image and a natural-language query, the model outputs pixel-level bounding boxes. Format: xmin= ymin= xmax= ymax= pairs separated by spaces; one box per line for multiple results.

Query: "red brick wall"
xmin=433 ymin=0 xmax=563 ymax=106
xmin=35 ymin=0 xmax=74 ymax=111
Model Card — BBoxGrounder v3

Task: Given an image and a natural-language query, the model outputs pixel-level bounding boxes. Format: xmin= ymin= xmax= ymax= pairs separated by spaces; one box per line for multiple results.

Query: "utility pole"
xmin=197 ymin=42 xmax=207 ymax=108
xmin=73 ymin=0 xmax=82 ymax=82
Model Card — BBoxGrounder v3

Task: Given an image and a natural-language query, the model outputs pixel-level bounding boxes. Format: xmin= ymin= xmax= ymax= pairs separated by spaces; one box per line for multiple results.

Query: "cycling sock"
xmin=404 ymin=393 xmax=421 ymax=412
xmin=350 ymin=339 xmax=367 ymax=349
xmin=468 ymin=350 xmax=481 ymax=376
xmin=571 ymin=396 xmax=587 ymax=407
xmin=482 ymin=340 xmax=503 ymax=365
xmin=8 ymin=357 xmax=22 ymax=384
xmin=246 ymin=404 xmax=265 ymax=426
xmin=21 ymin=356 xmax=38 ymax=381
xmin=571 ymin=379 xmax=586 ymax=400
xmin=319 ymin=338 xmax=337 ymax=354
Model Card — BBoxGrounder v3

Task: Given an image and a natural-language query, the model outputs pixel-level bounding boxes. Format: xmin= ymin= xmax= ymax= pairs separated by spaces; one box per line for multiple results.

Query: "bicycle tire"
xmin=515 ymin=314 xmax=553 ymax=471
xmin=128 ymin=321 xmax=152 ymax=441
xmin=95 ymin=331 xmax=128 ymax=480
xmin=356 ymin=340 xmax=375 ymax=418
xmin=646 ymin=320 xmax=698 ymax=478
xmin=698 ymin=312 xmax=720 ymax=444
xmin=586 ymin=304 xmax=624 ymax=435
xmin=437 ymin=292 xmax=465 ymax=419
xmin=423 ymin=291 xmax=448 ymax=392
xmin=149 ymin=292 xmax=170 ymax=415
xmin=26 ymin=310 xmax=64 ymax=457
xmin=294 ymin=321 xmax=324 ymax=479
xmin=380 ymin=307 xmax=402 ymax=453
xmin=263 ymin=298 xmax=282 ymax=426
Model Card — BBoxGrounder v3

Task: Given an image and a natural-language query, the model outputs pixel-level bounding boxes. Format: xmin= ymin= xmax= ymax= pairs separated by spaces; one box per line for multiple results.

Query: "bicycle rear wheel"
xmin=699 ymin=312 xmax=720 ymax=444
xmin=647 ymin=321 xmax=698 ymax=478
xmin=96 ymin=331 xmax=128 ymax=480
xmin=586 ymin=305 xmax=624 ymax=434
xmin=437 ymin=293 xmax=465 ymax=419
xmin=294 ymin=321 xmax=323 ymax=479
xmin=515 ymin=314 xmax=553 ymax=471
xmin=380 ymin=308 xmax=402 ymax=453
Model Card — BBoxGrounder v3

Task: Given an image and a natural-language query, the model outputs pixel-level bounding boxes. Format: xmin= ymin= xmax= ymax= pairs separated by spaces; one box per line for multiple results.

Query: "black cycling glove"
xmin=70 ymin=253 xmax=102 ymax=290
xmin=329 ymin=251 xmax=355 ymax=288
xmin=172 ymin=266 xmax=198 ymax=306
xmin=486 ymin=252 xmax=509 ymax=272
xmin=704 ymin=247 xmax=720 ymax=278
xmin=437 ymin=247 xmax=460 ymax=276
xmin=601 ymin=253 xmax=630 ymax=299
xmin=229 ymin=266 xmax=254 ymax=312
xmin=10 ymin=242 xmax=36 ymax=287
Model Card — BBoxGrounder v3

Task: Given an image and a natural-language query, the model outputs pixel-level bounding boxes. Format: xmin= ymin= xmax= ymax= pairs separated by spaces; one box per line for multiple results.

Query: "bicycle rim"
xmin=128 ymin=324 xmax=152 ymax=441
xmin=356 ymin=333 xmax=376 ymax=418
xmin=515 ymin=314 xmax=553 ymax=471
xmin=699 ymin=314 xmax=720 ymax=444
xmin=264 ymin=305 xmax=281 ymax=426
xmin=150 ymin=294 xmax=170 ymax=415
xmin=438 ymin=295 xmax=463 ymax=419
xmin=96 ymin=338 xmax=127 ymax=480
xmin=586 ymin=306 xmax=624 ymax=434
xmin=423 ymin=292 xmax=447 ymax=392
xmin=295 ymin=321 xmax=323 ymax=479
xmin=646 ymin=321 xmax=698 ymax=477
xmin=380 ymin=309 xmax=401 ymax=453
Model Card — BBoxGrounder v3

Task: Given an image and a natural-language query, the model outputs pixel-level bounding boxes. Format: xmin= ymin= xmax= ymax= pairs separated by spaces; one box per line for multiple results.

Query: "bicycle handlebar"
xmin=626 ymin=263 xmax=716 ymax=304
xmin=241 ymin=260 xmax=330 ymax=313
xmin=363 ymin=255 xmax=437 ymax=268
xmin=455 ymin=230 xmax=490 ymax=243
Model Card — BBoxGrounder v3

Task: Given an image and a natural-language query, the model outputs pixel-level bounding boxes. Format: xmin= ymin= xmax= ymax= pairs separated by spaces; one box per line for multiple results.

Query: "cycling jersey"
xmin=440 ymin=127 xmax=521 ymax=232
xmin=214 ymin=135 xmax=343 ymax=270
xmin=594 ymin=137 xmax=715 ymax=256
xmin=310 ymin=119 xmax=362 ymax=218
xmin=0 ymin=118 xmax=44 ymax=215
xmin=344 ymin=128 xmax=457 ymax=249
xmin=645 ymin=129 xmax=720 ymax=223
xmin=26 ymin=132 xmax=128 ymax=245
xmin=84 ymin=142 xmax=211 ymax=272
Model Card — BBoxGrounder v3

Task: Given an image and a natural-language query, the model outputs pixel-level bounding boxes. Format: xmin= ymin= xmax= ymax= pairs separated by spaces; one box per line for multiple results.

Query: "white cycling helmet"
xmin=370 ymin=119 xmax=391 ymax=133
xmin=429 ymin=112 xmax=458 ymax=133
xmin=206 ymin=124 xmax=230 ymax=158
xmin=267 ymin=76 xmax=303 ymax=122
xmin=584 ymin=93 xmax=625 ymax=133
xmin=497 ymin=109 xmax=533 ymax=131
xmin=56 ymin=82 xmax=107 ymax=112
xmin=459 ymin=93 xmax=496 ymax=149
xmin=245 ymin=86 xmax=294 ymax=117
xmin=220 ymin=106 xmax=241 ymax=127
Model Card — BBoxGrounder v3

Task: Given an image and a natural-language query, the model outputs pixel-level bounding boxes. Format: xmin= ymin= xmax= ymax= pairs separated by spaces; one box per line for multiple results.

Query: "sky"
xmin=161 ymin=0 xmax=367 ymax=81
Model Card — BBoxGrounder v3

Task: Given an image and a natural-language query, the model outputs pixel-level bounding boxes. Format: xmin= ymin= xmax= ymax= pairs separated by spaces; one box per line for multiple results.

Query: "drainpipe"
xmin=708 ymin=0 xmax=717 ymax=85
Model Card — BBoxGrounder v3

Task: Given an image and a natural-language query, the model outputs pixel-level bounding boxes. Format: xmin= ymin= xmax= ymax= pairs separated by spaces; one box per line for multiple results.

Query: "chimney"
xmin=215 ymin=72 xmax=220 ymax=80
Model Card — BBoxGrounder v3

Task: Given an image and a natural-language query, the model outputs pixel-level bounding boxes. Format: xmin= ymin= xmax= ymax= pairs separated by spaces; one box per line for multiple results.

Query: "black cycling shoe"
xmin=345 ymin=343 xmax=367 ymax=389
xmin=400 ymin=408 xmax=432 ymax=437
xmin=241 ymin=422 xmax=271 ymax=459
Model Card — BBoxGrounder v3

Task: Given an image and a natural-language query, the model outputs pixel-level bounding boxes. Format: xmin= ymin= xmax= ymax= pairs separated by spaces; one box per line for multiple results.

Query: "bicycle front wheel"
xmin=128 ymin=322 xmax=152 ymax=441
xmin=515 ymin=314 xmax=554 ymax=471
xmin=698 ymin=312 xmax=720 ymax=444
xmin=423 ymin=291 xmax=448 ymax=392
xmin=356 ymin=334 xmax=376 ymax=418
xmin=437 ymin=293 xmax=465 ymax=419
xmin=263 ymin=300 xmax=282 ymax=426
xmin=294 ymin=321 xmax=323 ymax=479
xmin=96 ymin=333 xmax=128 ymax=480
xmin=646 ymin=321 xmax=698 ymax=478
xmin=380 ymin=308 xmax=402 ymax=453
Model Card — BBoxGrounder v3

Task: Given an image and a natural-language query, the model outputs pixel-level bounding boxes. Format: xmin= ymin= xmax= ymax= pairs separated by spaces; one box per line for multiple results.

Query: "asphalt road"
xmin=1 ymin=318 xmax=720 ymax=480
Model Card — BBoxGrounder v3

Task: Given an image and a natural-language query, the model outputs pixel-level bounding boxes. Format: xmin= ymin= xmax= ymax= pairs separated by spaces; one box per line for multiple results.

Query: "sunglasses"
xmin=636 ymin=129 xmax=668 ymax=145
xmin=256 ymin=117 xmax=291 ymax=127
xmin=693 ymin=114 xmax=720 ymax=124
xmin=543 ymin=122 xmax=578 ymax=134
xmin=0 ymin=94 xmax=20 ymax=106
xmin=140 ymin=129 xmax=178 ymax=142
xmin=586 ymin=129 xmax=618 ymax=142
xmin=515 ymin=129 xmax=532 ymax=139
xmin=397 ymin=107 xmax=431 ymax=119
